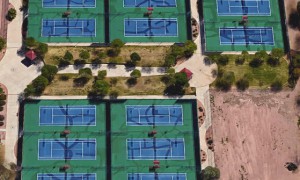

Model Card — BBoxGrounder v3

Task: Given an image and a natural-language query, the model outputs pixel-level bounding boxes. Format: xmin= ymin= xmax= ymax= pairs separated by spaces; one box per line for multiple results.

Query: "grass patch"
xmin=212 ymin=54 xmax=289 ymax=89
xmin=44 ymin=46 xmax=170 ymax=67
xmin=43 ymin=74 xmax=195 ymax=96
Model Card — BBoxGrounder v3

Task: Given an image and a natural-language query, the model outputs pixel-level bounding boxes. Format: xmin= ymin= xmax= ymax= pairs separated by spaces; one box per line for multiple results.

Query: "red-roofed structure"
xmin=180 ymin=68 xmax=193 ymax=80
xmin=25 ymin=50 xmax=37 ymax=60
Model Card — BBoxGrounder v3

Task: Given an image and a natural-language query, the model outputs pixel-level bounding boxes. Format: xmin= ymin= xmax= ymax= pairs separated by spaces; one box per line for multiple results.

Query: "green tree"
xmin=183 ymin=40 xmax=197 ymax=58
xmin=36 ymin=42 xmax=48 ymax=57
xmin=236 ymin=78 xmax=249 ymax=91
xmin=201 ymin=166 xmax=220 ymax=180
xmin=164 ymin=55 xmax=176 ymax=67
xmin=63 ymin=51 xmax=73 ymax=61
xmin=170 ymin=44 xmax=184 ymax=58
xmin=24 ymin=84 xmax=35 ymax=97
xmin=271 ymin=80 xmax=283 ymax=92
xmin=130 ymin=52 xmax=141 ymax=62
xmin=32 ymin=75 xmax=49 ymax=94
xmin=130 ymin=69 xmax=141 ymax=79
xmin=79 ymin=68 xmax=92 ymax=78
xmin=93 ymin=80 xmax=110 ymax=95
xmin=255 ymin=50 xmax=268 ymax=60
xmin=174 ymin=72 xmax=189 ymax=87
xmin=249 ymin=58 xmax=264 ymax=68
xmin=267 ymin=56 xmax=280 ymax=67
xmin=271 ymin=48 xmax=284 ymax=58
xmin=41 ymin=65 xmax=58 ymax=82
xmin=7 ymin=8 xmax=16 ymax=21
xmin=97 ymin=70 xmax=107 ymax=80
xmin=25 ymin=37 xmax=38 ymax=48
xmin=218 ymin=55 xmax=229 ymax=66
xmin=0 ymin=37 xmax=6 ymax=51
xmin=110 ymin=39 xmax=124 ymax=48
xmin=79 ymin=50 xmax=90 ymax=60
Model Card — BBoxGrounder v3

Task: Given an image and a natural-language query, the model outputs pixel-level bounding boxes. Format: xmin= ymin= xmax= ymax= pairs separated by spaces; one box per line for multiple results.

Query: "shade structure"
xmin=180 ymin=68 xmax=193 ymax=80
xmin=25 ymin=50 xmax=37 ymax=60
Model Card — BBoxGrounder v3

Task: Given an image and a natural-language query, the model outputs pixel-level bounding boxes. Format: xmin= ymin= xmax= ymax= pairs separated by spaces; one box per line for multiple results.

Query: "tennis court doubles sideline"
xmin=128 ymin=173 xmax=187 ymax=180
xmin=220 ymin=27 xmax=274 ymax=45
xmin=38 ymin=139 xmax=96 ymax=160
xmin=37 ymin=173 xmax=96 ymax=180
xmin=42 ymin=0 xmax=96 ymax=8
xmin=42 ymin=19 xmax=96 ymax=37
xmin=127 ymin=138 xmax=185 ymax=160
xmin=124 ymin=0 xmax=177 ymax=7
xmin=124 ymin=18 xmax=178 ymax=37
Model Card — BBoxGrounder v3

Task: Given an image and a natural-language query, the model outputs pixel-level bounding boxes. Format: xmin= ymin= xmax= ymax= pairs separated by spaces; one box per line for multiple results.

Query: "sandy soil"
xmin=285 ymin=0 xmax=300 ymax=51
xmin=211 ymin=85 xmax=300 ymax=180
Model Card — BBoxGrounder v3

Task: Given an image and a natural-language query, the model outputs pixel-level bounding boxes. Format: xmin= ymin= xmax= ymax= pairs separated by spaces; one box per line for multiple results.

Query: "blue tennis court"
xmin=128 ymin=173 xmax=187 ymax=180
xmin=42 ymin=19 xmax=96 ymax=37
xmin=37 ymin=173 xmax=96 ymax=180
xmin=38 ymin=139 xmax=96 ymax=160
xmin=124 ymin=0 xmax=176 ymax=7
xmin=217 ymin=0 xmax=271 ymax=16
xmin=43 ymin=0 xmax=96 ymax=8
xmin=124 ymin=18 xmax=178 ymax=37
xmin=39 ymin=105 xmax=96 ymax=126
xmin=126 ymin=105 xmax=183 ymax=126
xmin=127 ymin=138 xmax=185 ymax=160
xmin=219 ymin=27 xmax=274 ymax=45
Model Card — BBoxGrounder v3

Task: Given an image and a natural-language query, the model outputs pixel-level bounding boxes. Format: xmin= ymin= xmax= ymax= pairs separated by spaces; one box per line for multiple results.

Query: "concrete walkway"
xmin=58 ymin=64 xmax=167 ymax=77
xmin=0 ymin=0 xmax=41 ymax=164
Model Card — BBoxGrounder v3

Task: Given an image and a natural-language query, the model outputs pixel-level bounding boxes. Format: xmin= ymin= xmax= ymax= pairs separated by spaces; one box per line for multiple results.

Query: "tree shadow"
xmin=288 ymin=11 xmax=300 ymax=29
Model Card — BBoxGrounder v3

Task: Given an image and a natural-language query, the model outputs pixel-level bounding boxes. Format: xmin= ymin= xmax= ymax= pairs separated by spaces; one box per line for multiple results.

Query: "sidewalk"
xmin=0 ymin=0 xmax=41 ymax=164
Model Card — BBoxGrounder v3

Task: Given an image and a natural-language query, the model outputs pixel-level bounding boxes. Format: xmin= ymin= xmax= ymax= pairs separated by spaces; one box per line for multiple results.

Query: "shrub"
xmin=97 ymin=70 xmax=107 ymax=80
xmin=0 ymin=37 xmax=6 ymax=51
xmin=249 ymin=58 xmax=263 ymax=68
xmin=267 ymin=56 xmax=280 ymax=67
xmin=109 ymin=90 xmax=119 ymax=98
xmin=298 ymin=1 xmax=300 ymax=15
xmin=79 ymin=68 xmax=92 ymax=77
xmin=58 ymin=59 xmax=70 ymax=67
xmin=110 ymin=78 xmax=118 ymax=86
xmin=271 ymin=48 xmax=284 ymax=58
xmin=130 ymin=52 xmax=141 ymax=62
xmin=63 ymin=51 xmax=73 ymax=61
xmin=41 ymin=65 xmax=58 ymax=82
xmin=174 ymin=72 xmax=189 ymax=87
xmin=215 ymin=71 xmax=235 ymax=91
xmin=74 ymin=59 xmax=86 ymax=66
xmin=24 ymin=84 xmax=35 ymax=97
xmin=79 ymin=50 xmax=90 ymax=60
xmin=32 ymin=75 xmax=49 ymax=94
xmin=241 ymin=50 xmax=249 ymax=56
xmin=7 ymin=8 xmax=17 ymax=21
xmin=164 ymin=54 xmax=176 ymax=67
xmin=271 ymin=80 xmax=283 ymax=91
xmin=218 ymin=55 xmax=229 ymax=66
xmin=255 ymin=50 xmax=268 ymax=60
xmin=0 ymin=122 xmax=4 ymax=126
xmin=0 ymin=106 xmax=3 ymax=111
xmin=130 ymin=69 xmax=141 ymax=78
xmin=25 ymin=37 xmax=38 ymax=48
xmin=36 ymin=42 xmax=48 ymax=57
xmin=110 ymin=39 xmax=124 ymax=48
xmin=107 ymin=48 xmax=120 ymax=57
xmin=0 ymin=115 xmax=4 ymax=121
xmin=183 ymin=40 xmax=197 ymax=58
xmin=126 ymin=77 xmax=137 ymax=86
xmin=0 ymin=100 xmax=6 ymax=106
xmin=293 ymin=68 xmax=300 ymax=79
xmin=236 ymin=78 xmax=249 ymax=91
xmin=92 ymin=80 xmax=110 ymax=95
xmin=170 ymin=44 xmax=184 ymax=57
xmin=235 ymin=55 xmax=245 ymax=65
xmin=201 ymin=166 xmax=220 ymax=180
xmin=98 ymin=51 xmax=107 ymax=59
xmin=0 ymin=94 xmax=6 ymax=100
xmin=59 ymin=74 xmax=70 ymax=81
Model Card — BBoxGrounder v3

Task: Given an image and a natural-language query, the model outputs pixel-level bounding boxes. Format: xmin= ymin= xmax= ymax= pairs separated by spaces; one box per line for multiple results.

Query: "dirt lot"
xmin=285 ymin=0 xmax=300 ymax=51
xmin=211 ymin=86 xmax=300 ymax=180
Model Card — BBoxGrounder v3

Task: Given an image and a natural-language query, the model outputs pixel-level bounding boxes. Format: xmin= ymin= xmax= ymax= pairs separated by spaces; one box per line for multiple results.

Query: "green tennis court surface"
xmin=203 ymin=0 xmax=284 ymax=51
xmin=22 ymin=99 xmax=200 ymax=180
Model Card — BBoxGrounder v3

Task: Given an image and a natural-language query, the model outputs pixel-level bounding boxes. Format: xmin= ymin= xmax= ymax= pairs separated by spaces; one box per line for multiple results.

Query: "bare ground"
xmin=211 ymin=85 xmax=300 ymax=180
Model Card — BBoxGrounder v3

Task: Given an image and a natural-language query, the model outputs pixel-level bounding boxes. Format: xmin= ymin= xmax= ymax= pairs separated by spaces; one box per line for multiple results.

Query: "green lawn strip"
xmin=43 ymin=74 xmax=195 ymax=96
xmin=213 ymin=54 xmax=289 ymax=88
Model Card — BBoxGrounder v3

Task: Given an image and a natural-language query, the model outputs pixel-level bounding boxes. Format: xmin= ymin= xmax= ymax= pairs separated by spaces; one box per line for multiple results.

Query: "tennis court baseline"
xmin=128 ymin=173 xmax=186 ymax=180
xmin=127 ymin=138 xmax=185 ymax=160
xmin=124 ymin=0 xmax=177 ymax=7
xmin=38 ymin=139 xmax=96 ymax=160
xmin=42 ymin=19 xmax=96 ymax=37
xmin=219 ymin=27 xmax=274 ymax=45
xmin=124 ymin=18 xmax=178 ymax=37
xmin=39 ymin=105 xmax=96 ymax=126
xmin=42 ymin=0 xmax=96 ymax=8
xmin=37 ymin=173 xmax=96 ymax=180
xmin=126 ymin=105 xmax=183 ymax=126
xmin=217 ymin=0 xmax=271 ymax=16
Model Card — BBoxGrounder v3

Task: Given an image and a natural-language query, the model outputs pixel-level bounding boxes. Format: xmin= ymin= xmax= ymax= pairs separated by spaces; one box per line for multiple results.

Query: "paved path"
xmin=0 ymin=0 xmax=41 ymax=164
xmin=58 ymin=64 xmax=167 ymax=77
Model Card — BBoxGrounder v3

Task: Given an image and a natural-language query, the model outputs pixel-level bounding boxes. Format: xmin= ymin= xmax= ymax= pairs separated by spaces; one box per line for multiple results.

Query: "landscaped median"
xmin=209 ymin=49 xmax=289 ymax=91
